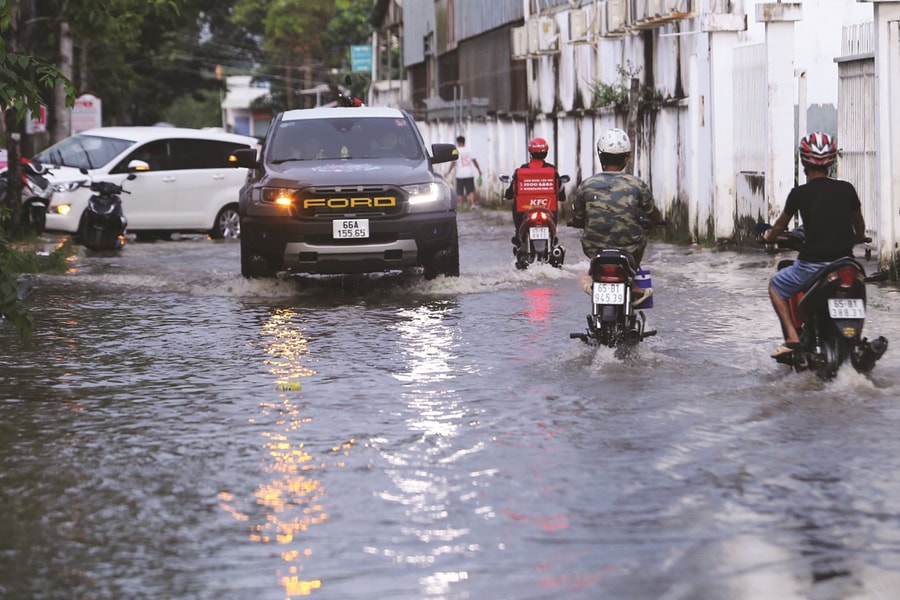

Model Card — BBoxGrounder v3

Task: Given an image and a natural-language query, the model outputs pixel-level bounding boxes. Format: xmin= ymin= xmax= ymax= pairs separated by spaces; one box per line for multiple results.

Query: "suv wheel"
xmin=240 ymin=236 xmax=282 ymax=278
xmin=212 ymin=205 xmax=240 ymax=239
xmin=422 ymin=223 xmax=460 ymax=280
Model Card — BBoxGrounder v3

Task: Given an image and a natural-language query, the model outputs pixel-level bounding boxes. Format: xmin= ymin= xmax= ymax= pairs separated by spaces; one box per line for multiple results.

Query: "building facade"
xmin=371 ymin=0 xmax=900 ymax=274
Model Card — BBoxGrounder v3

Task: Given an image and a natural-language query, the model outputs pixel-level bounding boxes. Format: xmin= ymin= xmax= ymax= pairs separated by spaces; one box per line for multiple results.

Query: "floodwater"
xmin=3 ymin=211 xmax=900 ymax=600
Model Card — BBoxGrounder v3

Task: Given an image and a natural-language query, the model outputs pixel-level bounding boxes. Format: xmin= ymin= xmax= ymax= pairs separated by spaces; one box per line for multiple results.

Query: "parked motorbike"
xmin=500 ymin=173 xmax=569 ymax=270
xmin=759 ymin=224 xmax=888 ymax=378
xmin=0 ymin=158 xmax=53 ymax=234
xmin=569 ymin=248 xmax=656 ymax=351
xmin=76 ymin=176 xmax=131 ymax=251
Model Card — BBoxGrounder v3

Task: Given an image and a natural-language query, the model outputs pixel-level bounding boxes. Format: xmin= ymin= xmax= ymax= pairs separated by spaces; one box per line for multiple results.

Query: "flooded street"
xmin=3 ymin=210 xmax=900 ymax=599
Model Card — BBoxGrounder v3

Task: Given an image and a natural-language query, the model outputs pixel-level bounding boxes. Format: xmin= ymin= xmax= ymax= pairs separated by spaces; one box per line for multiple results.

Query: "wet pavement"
xmin=2 ymin=211 xmax=900 ymax=599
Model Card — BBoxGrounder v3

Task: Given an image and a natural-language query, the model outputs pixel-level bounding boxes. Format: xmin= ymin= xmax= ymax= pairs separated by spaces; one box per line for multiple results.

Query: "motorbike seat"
xmin=796 ymin=257 xmax=865 ymax=312
xmin=590 ymin=249 xmax=637 ymax=275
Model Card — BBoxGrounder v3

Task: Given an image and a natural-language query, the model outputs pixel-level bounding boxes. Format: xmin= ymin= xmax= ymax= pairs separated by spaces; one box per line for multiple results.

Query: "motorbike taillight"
xmin=592 ymin=264 xmax=626 ymax=283
xmin=528 ymin=210 xmax=550 ymax=224
xmin=829 ymin=266 xmax=864 ymax=287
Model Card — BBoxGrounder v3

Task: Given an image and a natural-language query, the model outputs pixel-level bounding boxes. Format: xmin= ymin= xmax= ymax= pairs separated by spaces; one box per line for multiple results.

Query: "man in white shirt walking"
xmin=446 ymin=135 xmax=482 ymax=209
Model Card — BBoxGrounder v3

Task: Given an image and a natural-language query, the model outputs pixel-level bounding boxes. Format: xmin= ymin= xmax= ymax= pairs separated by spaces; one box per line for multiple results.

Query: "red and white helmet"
xmin=798 ymin=132 xmax=837 ymax=168
xmin=528 ymin=137 xmax=549 ymax=158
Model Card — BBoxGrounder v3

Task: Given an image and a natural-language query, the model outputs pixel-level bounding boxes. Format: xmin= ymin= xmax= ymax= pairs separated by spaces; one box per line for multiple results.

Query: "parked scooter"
xmin=758 ymin=224 xmax=888 ymax=378
xmin=76 ymin=175 xmax=131 ymax=251
xmin=0 ymin=158 xmax=53 ymax=234
xmin=500 ymin=173 xmax=569 ymax=270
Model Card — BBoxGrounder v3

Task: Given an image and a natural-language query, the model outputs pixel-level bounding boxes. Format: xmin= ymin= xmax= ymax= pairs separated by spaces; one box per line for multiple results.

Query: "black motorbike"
xmin=77 ymin=178 xmax=130 ymax=251
xmin=570 ymin=248 xmax=656 ymax=351
xmin=500 ymin=173 xmax=569 ymax=270
xmin=760 ymin=225 xmax=888 ymax=378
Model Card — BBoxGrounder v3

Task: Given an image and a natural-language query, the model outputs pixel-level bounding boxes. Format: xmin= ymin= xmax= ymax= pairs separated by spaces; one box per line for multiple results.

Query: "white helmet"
xmin=597 ymin=128 xmax=631 ymax=155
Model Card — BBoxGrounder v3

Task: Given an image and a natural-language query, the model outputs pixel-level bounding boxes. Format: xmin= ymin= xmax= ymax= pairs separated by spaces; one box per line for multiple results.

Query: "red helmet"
xmin=528 ymin=137 xmax=549 ymax=157
xmin=799 ymin=132 xmax=837 ymax=168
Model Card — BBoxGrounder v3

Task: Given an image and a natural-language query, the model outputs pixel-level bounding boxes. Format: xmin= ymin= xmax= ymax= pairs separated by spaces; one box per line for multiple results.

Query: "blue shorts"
xmin=771 ymin=259 xmax=831 ymax=299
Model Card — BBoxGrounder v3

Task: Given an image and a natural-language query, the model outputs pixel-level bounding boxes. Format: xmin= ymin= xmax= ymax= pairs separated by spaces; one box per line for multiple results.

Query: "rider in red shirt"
xmin=504 ymin=137 xmax=563 ymax=249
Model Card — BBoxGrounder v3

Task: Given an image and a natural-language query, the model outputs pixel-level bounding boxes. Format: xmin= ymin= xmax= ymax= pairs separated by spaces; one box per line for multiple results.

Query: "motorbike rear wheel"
xmin=817 ymin=334 xmax=852 ymax=379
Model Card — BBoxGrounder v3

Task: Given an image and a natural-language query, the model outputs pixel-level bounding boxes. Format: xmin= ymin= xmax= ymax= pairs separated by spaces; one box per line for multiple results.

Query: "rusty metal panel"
xmin=453 ymin=0 xmax=524 ymax=41
xmin=456 ymin=28 xmax=527 ymax=113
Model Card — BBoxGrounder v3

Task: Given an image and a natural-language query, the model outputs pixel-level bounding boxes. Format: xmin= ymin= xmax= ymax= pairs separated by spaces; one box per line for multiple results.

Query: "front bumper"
xmin=241 ymin=211 xmax=457 ymax=274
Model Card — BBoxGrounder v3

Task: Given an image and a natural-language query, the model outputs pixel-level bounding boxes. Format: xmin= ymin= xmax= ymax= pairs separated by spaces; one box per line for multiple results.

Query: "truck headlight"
xmin=404 ymin=182 xmax=440 ymax=205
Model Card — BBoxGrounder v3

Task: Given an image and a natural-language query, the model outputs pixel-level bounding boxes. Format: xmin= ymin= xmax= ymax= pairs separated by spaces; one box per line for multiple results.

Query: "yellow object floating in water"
xmin=275 ymin=382 xmax=302 ymax=391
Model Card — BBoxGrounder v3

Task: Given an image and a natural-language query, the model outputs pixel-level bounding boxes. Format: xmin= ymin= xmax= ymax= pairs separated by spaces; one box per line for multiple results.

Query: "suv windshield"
xmin=34 ymin=134 xmax=134 ymax=170
xmin=270 ymin=117 xmax=424 ymax=163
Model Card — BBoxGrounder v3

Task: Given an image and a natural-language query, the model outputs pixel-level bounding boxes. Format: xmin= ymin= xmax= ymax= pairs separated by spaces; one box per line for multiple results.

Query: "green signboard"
xmin=351 ymin=45 xmax=372 ymax=73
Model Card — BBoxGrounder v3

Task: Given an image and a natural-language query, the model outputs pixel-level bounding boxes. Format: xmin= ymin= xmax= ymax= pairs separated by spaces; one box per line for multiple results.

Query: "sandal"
xmin=632 ymin=287 xmax=653 ymax=307
xmin=770 ymin=344 xmax=795 ymax=358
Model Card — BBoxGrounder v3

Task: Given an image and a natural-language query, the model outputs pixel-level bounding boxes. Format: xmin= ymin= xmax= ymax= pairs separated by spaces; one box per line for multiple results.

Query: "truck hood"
xmin=263 ymin=158 xmax=439 ymax=188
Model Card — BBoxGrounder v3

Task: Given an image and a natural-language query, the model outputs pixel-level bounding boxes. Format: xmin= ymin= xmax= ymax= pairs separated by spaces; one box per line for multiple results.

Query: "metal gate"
xmin=733 ymin=44 xmax=767 ymax=225
xmin=836 ymin=21 xmax=876 ymax=242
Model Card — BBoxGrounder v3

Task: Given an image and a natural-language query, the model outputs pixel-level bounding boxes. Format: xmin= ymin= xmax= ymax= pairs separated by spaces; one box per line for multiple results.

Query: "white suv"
xmin=37 ymin=127 xmax=258 ymax=240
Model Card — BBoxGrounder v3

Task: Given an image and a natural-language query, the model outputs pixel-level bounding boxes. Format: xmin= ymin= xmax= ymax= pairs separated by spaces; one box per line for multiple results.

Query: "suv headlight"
xmin=404 ymin=182 xmax=440 ymax=206
xmin=261 ymin=187 xmax=297 ymax=206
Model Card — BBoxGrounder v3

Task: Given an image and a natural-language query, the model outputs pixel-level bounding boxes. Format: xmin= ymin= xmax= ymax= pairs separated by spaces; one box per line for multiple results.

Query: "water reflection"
xmin=369 ymin=300 xmax=473 ymax=597
xmin=219 ymin=307 xmax=328 ymax=597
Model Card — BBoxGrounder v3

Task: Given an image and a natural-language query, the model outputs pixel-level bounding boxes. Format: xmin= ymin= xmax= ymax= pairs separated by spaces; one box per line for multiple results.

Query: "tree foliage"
xmin=1 ymin=0 xmax=76 ymax=337
xmin=232 ymin=0 xmax=372 ymax=111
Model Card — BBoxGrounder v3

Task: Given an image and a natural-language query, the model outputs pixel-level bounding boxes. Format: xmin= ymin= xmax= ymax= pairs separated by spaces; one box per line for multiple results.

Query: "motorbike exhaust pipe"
xmin=624 ymin=327 xmax=642 ymax=345
xmin=854 ymin=335 xmax=888 ymax=372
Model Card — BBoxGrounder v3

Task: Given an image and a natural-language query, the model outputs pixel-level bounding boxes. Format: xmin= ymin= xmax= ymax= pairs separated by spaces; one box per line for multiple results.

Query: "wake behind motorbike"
xmin=760 ymin=225 xmax=888 ymax=379
xmin=76 ymin=175 xmax=132 ymax=251
xmin=500 ymin=173 xmax=569 ymax=270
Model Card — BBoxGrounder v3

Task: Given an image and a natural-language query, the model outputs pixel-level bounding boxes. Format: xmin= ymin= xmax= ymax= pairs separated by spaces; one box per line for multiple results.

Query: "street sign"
xmin=351 ymin=45 xmax=372 ymax=72
xmin=72 ymin=94 xmax=102 ymax=134
xmin=26 ymin=106 xmax=48 ymax=134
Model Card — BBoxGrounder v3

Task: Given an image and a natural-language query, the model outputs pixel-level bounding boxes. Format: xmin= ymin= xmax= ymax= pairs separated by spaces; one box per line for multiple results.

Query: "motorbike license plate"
xmin=530 ymin=226 xmax=550 ymax=240
xmin=592 ymin=282 xmax=626 ymax=305
xmin=333 ymin=219 xmax=369 ymax=239
xmin=828 ymin=298 xmax=865 ymax=319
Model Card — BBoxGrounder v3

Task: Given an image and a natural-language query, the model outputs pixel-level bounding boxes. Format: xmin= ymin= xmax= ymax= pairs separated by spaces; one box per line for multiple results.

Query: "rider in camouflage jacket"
xmin=569 ymin=128 xmax=661 ymax=266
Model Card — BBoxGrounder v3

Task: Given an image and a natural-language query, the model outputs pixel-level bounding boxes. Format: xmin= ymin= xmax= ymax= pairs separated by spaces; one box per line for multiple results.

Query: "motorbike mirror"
xmin=560 ymin=174 xmax=570 ymax=184
xmin=499 ymin=174 xmax=511 ymax=183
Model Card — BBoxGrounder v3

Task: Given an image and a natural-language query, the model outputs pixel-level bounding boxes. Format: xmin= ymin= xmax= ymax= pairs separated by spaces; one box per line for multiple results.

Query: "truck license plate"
xmin=333 ymin=219 xmax=369 ymax=239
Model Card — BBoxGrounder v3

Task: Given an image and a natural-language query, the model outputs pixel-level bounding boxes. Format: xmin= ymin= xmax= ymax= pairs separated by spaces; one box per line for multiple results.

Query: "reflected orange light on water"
xmin=217 ymin=308 xmax=342 ymax=597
